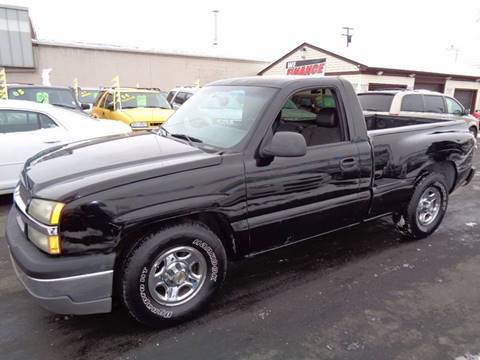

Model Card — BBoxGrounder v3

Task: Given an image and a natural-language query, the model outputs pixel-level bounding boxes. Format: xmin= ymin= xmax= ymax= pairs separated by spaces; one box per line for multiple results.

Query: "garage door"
xmin=368 ymin=83 xmax=407 ymax=91
xmin=454 ymin=89 xmax=478 ymax=113
xmin=414 ymin=82 xmax=444 ymax=92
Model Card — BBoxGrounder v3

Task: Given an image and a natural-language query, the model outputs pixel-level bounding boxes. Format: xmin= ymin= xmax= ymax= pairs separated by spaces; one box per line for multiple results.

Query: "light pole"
xmin=213 ymin=10 xmax=219 ymax=46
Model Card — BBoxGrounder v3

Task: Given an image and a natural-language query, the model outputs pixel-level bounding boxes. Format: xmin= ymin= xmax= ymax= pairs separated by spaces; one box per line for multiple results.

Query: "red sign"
xmin=286 ymin=58 xmax=326 ymax=76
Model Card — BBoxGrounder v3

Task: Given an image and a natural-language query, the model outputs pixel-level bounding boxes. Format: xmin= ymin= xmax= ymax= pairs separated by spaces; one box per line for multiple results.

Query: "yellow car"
xmin=92 ymin=88 xmax=174 ymax=130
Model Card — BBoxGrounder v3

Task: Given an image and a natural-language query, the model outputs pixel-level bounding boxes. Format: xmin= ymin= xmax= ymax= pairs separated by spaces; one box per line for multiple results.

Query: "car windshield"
xmin=161 ymin=85 xmax=277 ymax=149
xmin=78 ymin=89 xmax=99 ymax=104
xmin=120 ymin=92 xmax=171 ymax=109
xmin=358 ymin=93 xmax=395 ymax=112
xmin=8 ymin=87 xmax=78 ymax=109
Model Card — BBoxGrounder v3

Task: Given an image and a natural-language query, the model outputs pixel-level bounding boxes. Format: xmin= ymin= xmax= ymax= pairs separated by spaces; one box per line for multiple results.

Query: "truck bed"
xmin=365 ymin=113 xmax=448 ymax=131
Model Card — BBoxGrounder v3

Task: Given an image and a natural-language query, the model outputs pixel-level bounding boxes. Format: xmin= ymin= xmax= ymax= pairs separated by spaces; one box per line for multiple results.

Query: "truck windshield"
xmin=358 ymin=93 xmax=394 ymax=112
xmin=120 ymin=92 xmax=171 ymax=109
xmin=8 ymin=87 xmax=79 ymax=109
xmin=161 ymin=86 xmax=277 ymax=149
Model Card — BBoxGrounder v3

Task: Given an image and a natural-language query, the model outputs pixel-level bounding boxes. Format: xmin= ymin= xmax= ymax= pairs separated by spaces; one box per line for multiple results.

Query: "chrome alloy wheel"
xmin=147 ymin=246 xmax=207 ymax=307
xmin=416 ymin=186 xmax=441 ymax=226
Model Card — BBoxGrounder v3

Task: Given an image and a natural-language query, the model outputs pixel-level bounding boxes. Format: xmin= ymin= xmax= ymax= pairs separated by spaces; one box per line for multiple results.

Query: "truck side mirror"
xmin=262 ymin=131 xmax=307 ymax=158
xmin=106 ymin=102 xmax=115 ymax=111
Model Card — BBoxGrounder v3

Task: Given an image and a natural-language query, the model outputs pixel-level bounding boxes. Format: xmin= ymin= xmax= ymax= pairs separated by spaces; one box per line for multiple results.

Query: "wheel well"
xmin=420 ymin=161 xmax=457 ymax=193
xmin=113 ymin=212 xmax=237 ymax=290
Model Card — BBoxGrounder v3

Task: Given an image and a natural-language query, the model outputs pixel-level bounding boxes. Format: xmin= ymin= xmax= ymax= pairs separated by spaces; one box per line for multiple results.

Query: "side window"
xmin=105 ymin=93 xmax=114 ymax=108
xmin=401 ymin=94 xmax=424 ymax=112
xmin=39 ymin=113 xmax=58 ymax=129
xmin=424 ymin=95 xmax=445 ymax=113
xmin=0 ymin=110 xmax=41 ymax=133
xmin=174 ymin=92 xmax=187 ymax=105
xmin=185 ymin=93 xmax=193 ymax=101
xmin=166 ymin=91 xmax=175 ymax=103
xmin=445 ymin=97 xmax=464 ymax=115
xmin=274 ymin=88 xmax=344 ymax=147
xmin=94 ymin=91 xmax=106 ymax=107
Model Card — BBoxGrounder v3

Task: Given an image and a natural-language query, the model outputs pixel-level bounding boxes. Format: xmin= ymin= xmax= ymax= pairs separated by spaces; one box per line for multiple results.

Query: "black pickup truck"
xmin=6 ymin=76 xmax=475 ymax=327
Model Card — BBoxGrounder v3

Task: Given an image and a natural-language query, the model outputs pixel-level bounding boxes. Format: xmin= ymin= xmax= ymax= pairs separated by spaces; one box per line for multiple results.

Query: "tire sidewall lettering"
xmin=138 ymin=266 xmax=173 ymax=318
xmin=192 ymin=239 xmax=218 ymax=282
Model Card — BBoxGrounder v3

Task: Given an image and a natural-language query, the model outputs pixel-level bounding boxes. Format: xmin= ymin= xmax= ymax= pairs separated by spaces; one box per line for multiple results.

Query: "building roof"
xmin=32 ymin=39 xmax=267 ymax=64
xmin=258 ymin=42 xmax=480 ymax=81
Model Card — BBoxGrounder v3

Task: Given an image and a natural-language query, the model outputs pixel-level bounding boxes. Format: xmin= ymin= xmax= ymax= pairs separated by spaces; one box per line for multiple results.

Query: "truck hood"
xmin=23 ymin=132 xmax=221 ymax=201
xmin=121 ymin=107 xmax=174 ymax=123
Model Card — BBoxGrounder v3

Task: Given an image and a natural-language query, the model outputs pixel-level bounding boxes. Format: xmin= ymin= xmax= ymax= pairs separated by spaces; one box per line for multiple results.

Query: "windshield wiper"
xmin=171 ymin=133 xmax=203 ymax=144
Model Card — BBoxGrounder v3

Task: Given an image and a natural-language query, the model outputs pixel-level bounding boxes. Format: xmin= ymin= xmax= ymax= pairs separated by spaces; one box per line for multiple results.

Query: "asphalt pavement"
xmin=1 ymin=151 xmax=480 ymax=360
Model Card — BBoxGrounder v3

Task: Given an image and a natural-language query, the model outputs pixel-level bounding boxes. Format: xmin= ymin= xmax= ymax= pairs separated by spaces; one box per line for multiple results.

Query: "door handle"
xmin=340 ymin=157 xmax=357 ymax=169
xmin=44 ymin=140 xmax=61 ymax=144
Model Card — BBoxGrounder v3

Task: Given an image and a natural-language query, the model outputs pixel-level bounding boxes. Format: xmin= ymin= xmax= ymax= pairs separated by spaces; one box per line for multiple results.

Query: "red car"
xmin=473 ymin=111 xmax=480 ymax=120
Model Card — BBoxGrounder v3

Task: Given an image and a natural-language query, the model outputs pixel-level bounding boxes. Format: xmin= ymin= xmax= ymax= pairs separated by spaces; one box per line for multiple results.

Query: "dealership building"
xmin=0 ymin=4 xmax=267 ymax=90
xmin=2 ymin=3 xmax=480 ymax=111
xmin=259 ymin=42 xmax=480 ymax=113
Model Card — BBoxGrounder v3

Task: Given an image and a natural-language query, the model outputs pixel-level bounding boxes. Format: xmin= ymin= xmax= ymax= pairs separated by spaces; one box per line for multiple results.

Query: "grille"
xmin=19 ymin=183 xmax=29 ymax=207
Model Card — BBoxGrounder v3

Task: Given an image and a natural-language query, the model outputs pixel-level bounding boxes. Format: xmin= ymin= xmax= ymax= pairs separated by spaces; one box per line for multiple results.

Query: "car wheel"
xmin=393 ymin=173 xmax=448 ymax=240
xmin=121 ymin=222 xmax=227 ymax=327
xmin=469 ymin=126 xmax=478 ymax=139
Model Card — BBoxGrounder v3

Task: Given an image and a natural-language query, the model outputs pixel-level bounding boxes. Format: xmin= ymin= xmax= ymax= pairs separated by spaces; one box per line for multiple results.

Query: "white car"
xmin=0 ymin=100 xmax=132 ymax=194
xmin=357 ymin=89 xmax=479 ymax=137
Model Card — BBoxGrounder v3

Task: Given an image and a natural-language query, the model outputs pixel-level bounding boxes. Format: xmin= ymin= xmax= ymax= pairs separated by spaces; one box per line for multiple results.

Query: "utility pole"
xmin=212 ymin=10 xmax=219 ymax=46
xmin=447 ymin=44 xmax=460 ymax=62
xmin=342 ymin=27 xmax=353 ymax=47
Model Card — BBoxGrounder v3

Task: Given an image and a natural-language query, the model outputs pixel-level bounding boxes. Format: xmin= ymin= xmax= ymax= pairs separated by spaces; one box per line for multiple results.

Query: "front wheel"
xmin=393 ymin=173 xmax=449 ymax=239
xmin=469 ymin=126 xmax=478 ymax=139
xmin=121 ymin=222 xmax=227 ymax=327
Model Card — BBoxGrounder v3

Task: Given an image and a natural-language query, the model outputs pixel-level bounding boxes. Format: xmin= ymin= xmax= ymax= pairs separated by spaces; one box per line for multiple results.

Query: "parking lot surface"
xmin=1 ymin=150 xmax=480 ymax=360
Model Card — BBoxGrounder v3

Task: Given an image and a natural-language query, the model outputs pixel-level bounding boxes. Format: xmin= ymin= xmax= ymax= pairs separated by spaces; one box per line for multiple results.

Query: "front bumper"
xmin=6 ymin=207 xmax=115 ymax=315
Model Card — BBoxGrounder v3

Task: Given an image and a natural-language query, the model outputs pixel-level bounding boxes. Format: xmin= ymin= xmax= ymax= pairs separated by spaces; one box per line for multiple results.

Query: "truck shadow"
xmin=51 ymin=217 xmax=406 ymax=357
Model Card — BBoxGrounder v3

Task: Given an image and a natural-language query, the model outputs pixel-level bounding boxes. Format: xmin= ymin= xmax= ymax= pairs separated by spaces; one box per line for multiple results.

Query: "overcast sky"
xmin=3 ymin=0 xmax=480 ymax=69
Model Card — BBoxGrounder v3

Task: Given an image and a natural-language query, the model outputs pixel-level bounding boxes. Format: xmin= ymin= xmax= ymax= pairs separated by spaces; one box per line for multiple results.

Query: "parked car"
xmin=77 ymin=87 xmax=100 ymax=112
xmin=473 ymin=110 xmax=480 ymax=121
xmin=6 ymin=76 xmax=475 ymax=327
xmin=166 ymin=86 xmax=199 ymax=110
xmin=7 ymin=84 xmax=90 ymax=112
xmin=91 ymin=88 xmax=174 ymax=130
xmin=357 ymin=89 xmax=479 ymax=138
xmin=0 ymin=100 xmax=132 ymax=194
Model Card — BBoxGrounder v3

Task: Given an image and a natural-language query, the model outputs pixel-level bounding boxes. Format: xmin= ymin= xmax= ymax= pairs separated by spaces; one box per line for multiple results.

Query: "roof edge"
xmin=257 ymin=42 xmax=367 ymax=75
xmin=32 ymin=39 xmax=269 ymax=64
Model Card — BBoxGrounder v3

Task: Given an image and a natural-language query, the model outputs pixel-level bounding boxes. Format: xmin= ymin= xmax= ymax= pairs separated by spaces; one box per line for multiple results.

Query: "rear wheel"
xmin=121 ymin=222 xmax=227 ymax=327
xmin=393 ymin=173 xmax=449 ymax=239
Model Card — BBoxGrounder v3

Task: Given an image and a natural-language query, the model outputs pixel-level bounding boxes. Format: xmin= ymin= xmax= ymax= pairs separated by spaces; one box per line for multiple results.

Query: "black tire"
xmin=469 ymin=126 xmax=478 ymax=140
xmin=393 ymin=173 xmax=449 ymax=240
xmin=121 ymin=222 xmax=227 ymax=327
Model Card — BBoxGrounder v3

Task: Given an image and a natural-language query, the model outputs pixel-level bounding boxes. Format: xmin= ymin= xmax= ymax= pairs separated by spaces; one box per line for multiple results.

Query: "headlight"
xmin=28 ymin=198 xmax=65 ymax=225
xmin=130 ymin=121 xmax=148 ymax=128
xmin=28 ymin=226 xmax=61 ymax=255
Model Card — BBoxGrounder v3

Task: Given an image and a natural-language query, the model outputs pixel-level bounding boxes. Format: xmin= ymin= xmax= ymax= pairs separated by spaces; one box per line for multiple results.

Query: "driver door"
xmin=244 ymin=87 xmax=367 ymax=253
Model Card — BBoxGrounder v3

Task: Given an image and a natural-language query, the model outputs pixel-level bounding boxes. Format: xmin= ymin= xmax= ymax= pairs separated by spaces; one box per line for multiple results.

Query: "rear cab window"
xmin=358 ymin=93 xmax=395 ymax=112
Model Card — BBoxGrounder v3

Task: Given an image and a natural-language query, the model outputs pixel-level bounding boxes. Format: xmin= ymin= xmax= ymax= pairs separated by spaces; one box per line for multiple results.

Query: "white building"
xmin=259 ymin=42 xmax=480 ymax=113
